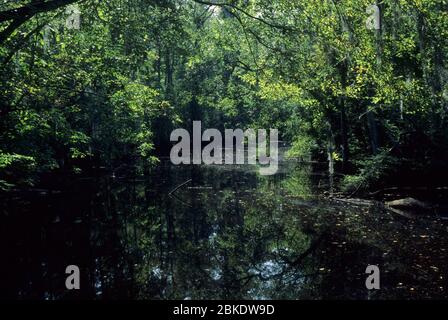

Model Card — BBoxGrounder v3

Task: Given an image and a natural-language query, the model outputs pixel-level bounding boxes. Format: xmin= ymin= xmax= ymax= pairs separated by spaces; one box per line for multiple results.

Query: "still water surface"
xmin=1 ymin=153 xmax=447 ymax=299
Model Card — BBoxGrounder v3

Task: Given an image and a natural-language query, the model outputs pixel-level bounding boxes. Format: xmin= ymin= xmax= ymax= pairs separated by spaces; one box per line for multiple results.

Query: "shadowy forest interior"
xmin=1 ymin=0 xmax=448 ymax=300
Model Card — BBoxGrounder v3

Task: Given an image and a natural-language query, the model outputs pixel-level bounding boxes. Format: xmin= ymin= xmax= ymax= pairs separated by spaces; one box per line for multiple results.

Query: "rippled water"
xmin=1 ymin=154 xmax=447 ymax=299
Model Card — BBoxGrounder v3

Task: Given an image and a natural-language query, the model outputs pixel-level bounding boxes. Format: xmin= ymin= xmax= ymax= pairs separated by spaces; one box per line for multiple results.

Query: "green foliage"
xmin=286 ymin=136 xmax=318 ymax=160
xmin=0 ymin=152 xmax=36 ymax=190
xmin=1 ymin=0 xmax=447 ymax=191
xmin=341 ymin=151 xmax=400 ymax=193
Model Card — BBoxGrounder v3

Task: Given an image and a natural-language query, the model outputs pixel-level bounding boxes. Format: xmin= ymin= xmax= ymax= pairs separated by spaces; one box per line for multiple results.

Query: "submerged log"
xmin=331 ymin=197 xmax=376 ymax=207
xmin=329 ymin=196 xmax=441 ymax=219
xmin=385 ymin=197 xmax=434 ymax=218
xmin=386 ymin=197 xmax=432 ymax=211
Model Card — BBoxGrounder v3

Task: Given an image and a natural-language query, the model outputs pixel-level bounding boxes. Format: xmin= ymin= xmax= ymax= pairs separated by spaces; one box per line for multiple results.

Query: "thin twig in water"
xmin=169 ymin=179 xmax=193 ymax=207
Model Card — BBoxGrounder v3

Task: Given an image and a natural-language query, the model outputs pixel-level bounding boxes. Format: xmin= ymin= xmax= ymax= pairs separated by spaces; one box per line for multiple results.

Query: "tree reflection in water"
xmin=1 ymin=159 xmax=447 ymax=299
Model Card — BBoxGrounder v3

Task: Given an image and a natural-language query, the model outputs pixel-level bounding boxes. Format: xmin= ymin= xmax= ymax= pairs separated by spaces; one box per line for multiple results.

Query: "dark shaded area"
xmin=1 ymin=158 xmax=447 ymax=299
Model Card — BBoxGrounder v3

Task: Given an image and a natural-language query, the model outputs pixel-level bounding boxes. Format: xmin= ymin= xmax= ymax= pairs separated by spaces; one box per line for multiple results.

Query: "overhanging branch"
xmin=0 ymin=0 xmax=80 ymax=22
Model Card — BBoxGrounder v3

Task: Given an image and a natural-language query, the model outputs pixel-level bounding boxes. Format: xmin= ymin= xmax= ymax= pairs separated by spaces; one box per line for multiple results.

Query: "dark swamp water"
xmin=1 ymin=151 xmax=447 ymax=300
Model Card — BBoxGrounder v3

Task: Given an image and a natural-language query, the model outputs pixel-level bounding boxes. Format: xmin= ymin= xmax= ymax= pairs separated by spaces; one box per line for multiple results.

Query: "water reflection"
xmin=1 ymin=158 xmax=447 ymax=299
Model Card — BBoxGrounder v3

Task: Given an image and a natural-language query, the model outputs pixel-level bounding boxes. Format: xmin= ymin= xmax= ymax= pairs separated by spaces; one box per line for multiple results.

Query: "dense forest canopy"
xmin=1 ymin=0 xmax=447 ymax=192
